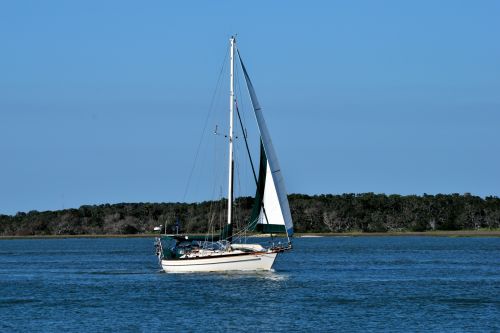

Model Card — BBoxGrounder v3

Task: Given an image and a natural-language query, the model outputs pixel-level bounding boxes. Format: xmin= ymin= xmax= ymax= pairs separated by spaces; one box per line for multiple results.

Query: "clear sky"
xmin=1 ymin=0 xmax=499 ymax=215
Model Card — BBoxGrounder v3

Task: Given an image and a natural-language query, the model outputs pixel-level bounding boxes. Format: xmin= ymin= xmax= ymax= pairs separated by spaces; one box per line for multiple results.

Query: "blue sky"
xmin=1 ymin=1 xmax=499 ymax=214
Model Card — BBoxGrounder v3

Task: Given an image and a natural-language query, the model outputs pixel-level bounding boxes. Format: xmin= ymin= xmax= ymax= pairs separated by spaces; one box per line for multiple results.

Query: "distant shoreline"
xmin=1 ymin=230 xmax=499 ymax=240
xmin=3 ymin=194 xmax=499 ymax=236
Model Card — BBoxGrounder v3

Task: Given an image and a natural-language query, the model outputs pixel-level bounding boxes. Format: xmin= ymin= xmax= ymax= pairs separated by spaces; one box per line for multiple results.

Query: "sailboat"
xmin=154 ymin=36 xmax=293 ymax=272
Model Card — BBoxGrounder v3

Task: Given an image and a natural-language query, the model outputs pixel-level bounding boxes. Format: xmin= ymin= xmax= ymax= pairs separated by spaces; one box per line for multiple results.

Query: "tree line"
xmin=0 ymin=193 xmax=499 ymax=236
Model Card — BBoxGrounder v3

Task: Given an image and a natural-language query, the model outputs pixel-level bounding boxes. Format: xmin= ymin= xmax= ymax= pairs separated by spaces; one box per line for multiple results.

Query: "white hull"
xmin=161 ymin=252 xmax=278 ymax=273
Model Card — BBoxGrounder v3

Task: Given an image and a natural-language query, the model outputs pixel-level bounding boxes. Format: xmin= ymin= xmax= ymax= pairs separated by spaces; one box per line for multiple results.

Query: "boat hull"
xmin=161 ymin=252 xmax=278 ymax=273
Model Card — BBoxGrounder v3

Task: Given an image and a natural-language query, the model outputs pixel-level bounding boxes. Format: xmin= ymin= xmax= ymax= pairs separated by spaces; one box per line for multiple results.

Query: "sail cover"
xmin=239 ymin=52 xmax=294 ymax=237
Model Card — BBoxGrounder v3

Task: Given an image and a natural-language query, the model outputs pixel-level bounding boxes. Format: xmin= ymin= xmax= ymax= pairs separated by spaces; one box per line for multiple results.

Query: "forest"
xmin=1 ymin=193 xmax=499 ymax=236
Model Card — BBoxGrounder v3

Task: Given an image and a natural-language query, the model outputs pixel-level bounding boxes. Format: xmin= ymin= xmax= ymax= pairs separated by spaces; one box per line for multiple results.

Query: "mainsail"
xmin=238 ymin=52 xmax=294 ymax=237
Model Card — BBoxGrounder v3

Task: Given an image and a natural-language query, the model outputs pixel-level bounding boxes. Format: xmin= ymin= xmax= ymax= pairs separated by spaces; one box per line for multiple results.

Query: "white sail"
xmin=258 ymin=162 xmax=287 ymax=229
xmin=238 ymin=52 xmax=294 ymax=237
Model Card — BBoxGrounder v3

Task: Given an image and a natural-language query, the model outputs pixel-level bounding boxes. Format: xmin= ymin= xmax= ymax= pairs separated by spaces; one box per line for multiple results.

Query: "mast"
xmin=226 ymin=36 xmax=235 ymax=240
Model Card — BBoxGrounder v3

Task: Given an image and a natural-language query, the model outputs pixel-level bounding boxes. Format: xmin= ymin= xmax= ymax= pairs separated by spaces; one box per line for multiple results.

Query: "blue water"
xmin=0 ymin=237 xmax=499 ymax=332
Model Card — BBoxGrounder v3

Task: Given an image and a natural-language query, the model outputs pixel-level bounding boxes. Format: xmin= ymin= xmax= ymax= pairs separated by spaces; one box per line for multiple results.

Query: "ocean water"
xmin=0 ymin=236 xmax=498 ymax=332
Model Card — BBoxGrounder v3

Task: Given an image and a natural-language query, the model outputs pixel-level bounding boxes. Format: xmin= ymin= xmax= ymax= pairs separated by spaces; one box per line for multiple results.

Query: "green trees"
xmin=0 ymin=193 xmax=499 ymax=236
xmin=287 ymin=193 xmax=499 ymax=233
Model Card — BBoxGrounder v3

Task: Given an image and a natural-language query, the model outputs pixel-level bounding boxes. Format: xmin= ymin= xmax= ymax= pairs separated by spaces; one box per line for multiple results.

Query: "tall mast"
xmin=227 ymin=36 xmax=235 ymax=238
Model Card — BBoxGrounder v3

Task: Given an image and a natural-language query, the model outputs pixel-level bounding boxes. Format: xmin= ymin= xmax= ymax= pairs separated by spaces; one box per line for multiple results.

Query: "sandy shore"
xmin=1 ymin=230 xmax=499 ymax=240
xmin=296 ymin=230 xmax=500 ymax=237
